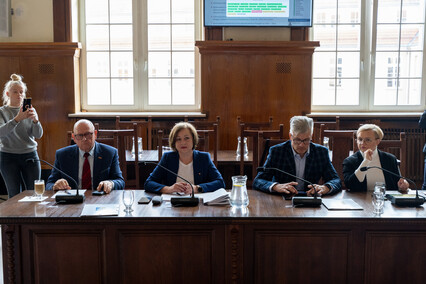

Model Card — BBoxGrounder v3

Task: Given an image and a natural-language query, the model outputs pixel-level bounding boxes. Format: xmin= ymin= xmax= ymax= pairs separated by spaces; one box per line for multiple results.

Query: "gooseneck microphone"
xmin=144 ymin=161 xmax=199 ymax=207
xmin=257 ymin=167 xmax=322 ymax=207
xmin=360 ymin=166 xmax=425 ymax=207
xmin=26 ymin=158 xmax=85 ymax=204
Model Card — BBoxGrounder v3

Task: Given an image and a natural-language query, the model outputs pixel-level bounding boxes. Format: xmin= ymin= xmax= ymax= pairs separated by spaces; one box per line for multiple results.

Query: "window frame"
xmin=311 ymin=0 xmax=426 ymax=112
xmin=78 ymin=0 xmax=203 ymax=112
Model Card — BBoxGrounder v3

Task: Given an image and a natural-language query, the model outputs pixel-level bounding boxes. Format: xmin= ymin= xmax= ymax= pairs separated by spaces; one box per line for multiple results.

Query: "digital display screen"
xmin=204 ymin=0 xmax=313 ymax=27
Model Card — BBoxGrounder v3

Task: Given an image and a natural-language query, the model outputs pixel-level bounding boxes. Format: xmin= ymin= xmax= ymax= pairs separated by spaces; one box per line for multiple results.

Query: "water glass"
xmin=34 ymin=179 xmax=45 ymax=200
xmin=122 ymin=190 xmax=135 ymax=213
xmin=372 ymin=182 xmax=386 ymax=214
xmin=230 ymin=175 xmax=249 ymax=209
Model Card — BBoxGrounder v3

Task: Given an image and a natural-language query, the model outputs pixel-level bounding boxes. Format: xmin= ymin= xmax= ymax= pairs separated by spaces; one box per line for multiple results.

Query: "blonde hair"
xmin=169 ymin=122 xmax=198 ymax=151
xmin=357 ymin=124 xmax=384 ymax=140
xmin=2 ymin=74 xmax=27 ymax=105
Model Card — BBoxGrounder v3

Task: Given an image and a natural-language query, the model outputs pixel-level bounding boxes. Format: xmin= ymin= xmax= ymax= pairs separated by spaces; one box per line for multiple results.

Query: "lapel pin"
xmin=98 ymin=156 xmax=103 ymax=159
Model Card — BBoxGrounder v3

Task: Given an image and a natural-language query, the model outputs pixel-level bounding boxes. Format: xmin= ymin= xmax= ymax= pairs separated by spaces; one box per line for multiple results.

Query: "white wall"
xmin=0 ymin=0 xmax=53 ymax=42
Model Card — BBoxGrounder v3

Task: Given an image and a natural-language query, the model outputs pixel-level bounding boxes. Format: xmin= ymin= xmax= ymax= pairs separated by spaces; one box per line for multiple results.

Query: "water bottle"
xmin=230 ymin=175 xmax=249 ymax=209
xmin=236 ymin=136 xmax=248 ymax=157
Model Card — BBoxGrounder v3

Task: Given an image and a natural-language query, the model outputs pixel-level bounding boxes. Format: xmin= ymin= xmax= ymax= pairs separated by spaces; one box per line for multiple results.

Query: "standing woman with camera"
xmin=0 ymin=74 xmax=43 ymax=198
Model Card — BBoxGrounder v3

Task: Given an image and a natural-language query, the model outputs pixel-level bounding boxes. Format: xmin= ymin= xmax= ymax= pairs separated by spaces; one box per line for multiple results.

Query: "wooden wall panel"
xmin=252 ymin=231 xmax=350 ymax=283
xmin=0 ymin=43 xmax=80 ymax=166
xmin=118 ymin=228 xmax=224 ymax=283
xmin=365 ymin=231 xmax=426 ymax=283
xmin=197 ymin=41 xmax=319 ymax=150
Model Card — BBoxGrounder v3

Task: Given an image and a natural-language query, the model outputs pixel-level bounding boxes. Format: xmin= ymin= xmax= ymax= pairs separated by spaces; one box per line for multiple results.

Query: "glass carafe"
xmin=230 ymin=175 xmax=249 ymax=209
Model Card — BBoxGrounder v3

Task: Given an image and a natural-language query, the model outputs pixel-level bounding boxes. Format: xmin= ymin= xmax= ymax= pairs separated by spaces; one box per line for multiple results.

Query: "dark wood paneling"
xmin=53 ymin=0 xmax=72 ymax=42
xmin=252 ymin=231 xmax=349 ymax=283
xmin=205 ymin=27 xmax=223 ymax=40
xmin=196 ymin=41 xmax=319 ymax=150
xmin=0 ymin=43 xmax=80 ymax=166
xmin=28 ymin=229 xmax=105 ymax=283
xmin=118 ymin=227 xmax=224 ymax=283
xmin=365 ymin=232 xmax=426 ymax=283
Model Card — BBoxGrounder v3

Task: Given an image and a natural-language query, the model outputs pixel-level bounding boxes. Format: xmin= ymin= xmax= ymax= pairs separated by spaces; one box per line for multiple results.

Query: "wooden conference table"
xmin=1 ymin=190 xmax=426 ymax=283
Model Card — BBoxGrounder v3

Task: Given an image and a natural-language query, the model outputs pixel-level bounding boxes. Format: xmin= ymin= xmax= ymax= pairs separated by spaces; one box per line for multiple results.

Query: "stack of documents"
xmin=201 ymin=188 xmax=230 ymax=206
xmin=80 ymin=204 xmax=120 ymax=216
xmin=322 ymin=199 xmax=363 ymax=210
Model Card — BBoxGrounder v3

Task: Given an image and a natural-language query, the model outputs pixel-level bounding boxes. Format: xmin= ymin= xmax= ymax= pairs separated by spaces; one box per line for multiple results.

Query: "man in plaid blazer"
xmin=253 ymin=116 xmax=341 ymax=195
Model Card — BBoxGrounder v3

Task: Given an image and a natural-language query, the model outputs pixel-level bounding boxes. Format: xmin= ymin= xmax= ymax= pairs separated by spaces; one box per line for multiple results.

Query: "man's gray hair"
xmin=289 ymin=116 xmax=313 ymax=136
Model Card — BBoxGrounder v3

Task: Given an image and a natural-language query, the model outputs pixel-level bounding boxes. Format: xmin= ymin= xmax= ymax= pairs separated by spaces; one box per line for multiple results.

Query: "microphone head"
xmin=360 ymin=167 xmax=368 ymax=172
xmin=26 ymin=158 xmax=35 ymax=163
xmin=256 ymin=167 xmax=265 ymax=173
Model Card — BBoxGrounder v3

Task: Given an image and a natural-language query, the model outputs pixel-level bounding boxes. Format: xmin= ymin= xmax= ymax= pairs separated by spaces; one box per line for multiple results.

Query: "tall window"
xmin=79 ymin=0 xmax=201 ymax=111
xmin=312 ymin=0 xmax=426 ymax=111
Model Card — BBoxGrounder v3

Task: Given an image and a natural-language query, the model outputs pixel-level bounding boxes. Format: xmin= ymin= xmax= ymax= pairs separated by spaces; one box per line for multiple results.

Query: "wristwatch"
xmin=196 ymin=185 xmax=203 ymax=193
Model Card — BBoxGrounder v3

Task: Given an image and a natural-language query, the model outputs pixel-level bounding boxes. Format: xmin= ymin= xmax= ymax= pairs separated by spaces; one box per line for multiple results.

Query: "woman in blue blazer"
xmin=144 ymin=122 xmax=225 ymax=194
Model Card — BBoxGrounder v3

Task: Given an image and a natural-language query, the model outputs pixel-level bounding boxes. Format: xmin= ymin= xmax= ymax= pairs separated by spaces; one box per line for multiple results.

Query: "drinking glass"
xmin=230 ymin=175 xmax=249 ymax=209
xmin=34 ymin=180 xmax=45 ymax=200
xmin=372 ymin=182 xmax=386 ymax=214
xmin=122 ymin=190 xmax=135 ymax=213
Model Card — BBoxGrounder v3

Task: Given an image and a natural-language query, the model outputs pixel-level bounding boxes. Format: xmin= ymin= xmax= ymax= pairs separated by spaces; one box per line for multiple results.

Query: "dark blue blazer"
xmin=253 ymin=141 xmax=342 ymax=194
xmin=343 ymin=150 xmax=400 ymax=191
xmin=144 ymin=150 xmax=225 ymax=193
xmin=46 ymin=142 xmax=125 ymax=190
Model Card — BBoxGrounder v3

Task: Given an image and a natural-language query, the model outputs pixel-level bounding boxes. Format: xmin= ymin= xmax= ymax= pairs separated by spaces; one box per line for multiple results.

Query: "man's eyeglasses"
xmin=292 ymin=138 xmax=311 ymax=145
xmin=74 ymin=132 xmax=94 ymax=140
xmin=357 ymin=137 xmax=377 ymax=144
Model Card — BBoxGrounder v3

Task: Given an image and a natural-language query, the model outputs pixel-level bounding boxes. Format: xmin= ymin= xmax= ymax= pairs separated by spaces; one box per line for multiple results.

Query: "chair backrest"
xmin=237 ymin=116 xmax=273 ymax=132
xmin=97 ymin=124 xmax=140 ymax=188
xmin=313 ymin=116 xmax=340 ymax=144
xmin=115 ymin=116 xmax=153 ymax=150
xmin=320 ymin=128 xmax=356 ymax=187
xmin=239 ymin=123 xmax=285 ymax=181
xmin=259 ymin=138 xmax=288 ymax=168
xmin=157 ymin=124 xmax=219 ymax=167
xmin=377 ymin=132 xmax=407 ymax=176
xmin=187 ymin=116 xmax=220 ymax=129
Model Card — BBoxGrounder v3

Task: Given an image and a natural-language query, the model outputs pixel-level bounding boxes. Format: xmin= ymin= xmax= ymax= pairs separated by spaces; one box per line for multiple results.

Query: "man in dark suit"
xmin=253 ymin=116 xmax=341 ymax=195
xmin=46 ymin=119 xmax=124 ymax=193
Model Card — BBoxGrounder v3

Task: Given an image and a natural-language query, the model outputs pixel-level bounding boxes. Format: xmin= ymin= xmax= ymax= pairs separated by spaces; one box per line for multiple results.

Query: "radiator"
xmin=383 ymin=128 xmax=425 ymax=185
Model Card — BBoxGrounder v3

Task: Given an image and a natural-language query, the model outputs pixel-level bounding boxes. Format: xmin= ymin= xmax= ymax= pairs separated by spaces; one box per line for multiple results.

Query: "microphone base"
xmin=292 ymin=196 xmax=322 ymax=207
xmin=171 ymin=197 xmax=199 ymax=207
xmin=55 ymin=195 xmax=85 ymax=204
xmin=387 ymin=196 xmax=425 ymax=207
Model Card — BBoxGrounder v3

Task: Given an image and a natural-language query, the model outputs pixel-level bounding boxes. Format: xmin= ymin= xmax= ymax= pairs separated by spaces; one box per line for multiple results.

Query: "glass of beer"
xmin=34 ymin=180 xmax=45 ymax=200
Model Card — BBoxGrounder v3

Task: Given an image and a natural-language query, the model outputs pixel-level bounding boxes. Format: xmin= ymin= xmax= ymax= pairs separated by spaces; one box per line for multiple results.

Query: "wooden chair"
xmin=377 ymin=132 xmax=407 ymax=176
xmin=258 ymin=137 xmax=288 ymax=168
xmin=96 ymin=124 xmax=140 ymax=189
xmin=320 ymin=127 xmax=357 ymax=187
xmin=239 ymin=123 xmax=285 ymax=181
xmin=237 ymin=116 xmax=273 ymax=132
xmin=115 ymin=116 xmax=153 ymax=150
xmin=157 ymin=124 xmax=219 ymax=167
xmin=313 ymin=116 xmax=340 ymax=144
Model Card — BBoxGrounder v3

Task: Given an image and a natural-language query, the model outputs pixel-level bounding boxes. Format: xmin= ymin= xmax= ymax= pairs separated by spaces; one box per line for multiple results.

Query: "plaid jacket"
xmin=253 ymin=140 xmax=342 ymax=194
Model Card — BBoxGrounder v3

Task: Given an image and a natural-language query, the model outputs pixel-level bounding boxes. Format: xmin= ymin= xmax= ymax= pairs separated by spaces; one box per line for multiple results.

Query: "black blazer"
xmin=342 ymin=150 xmax=400 ymax=191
